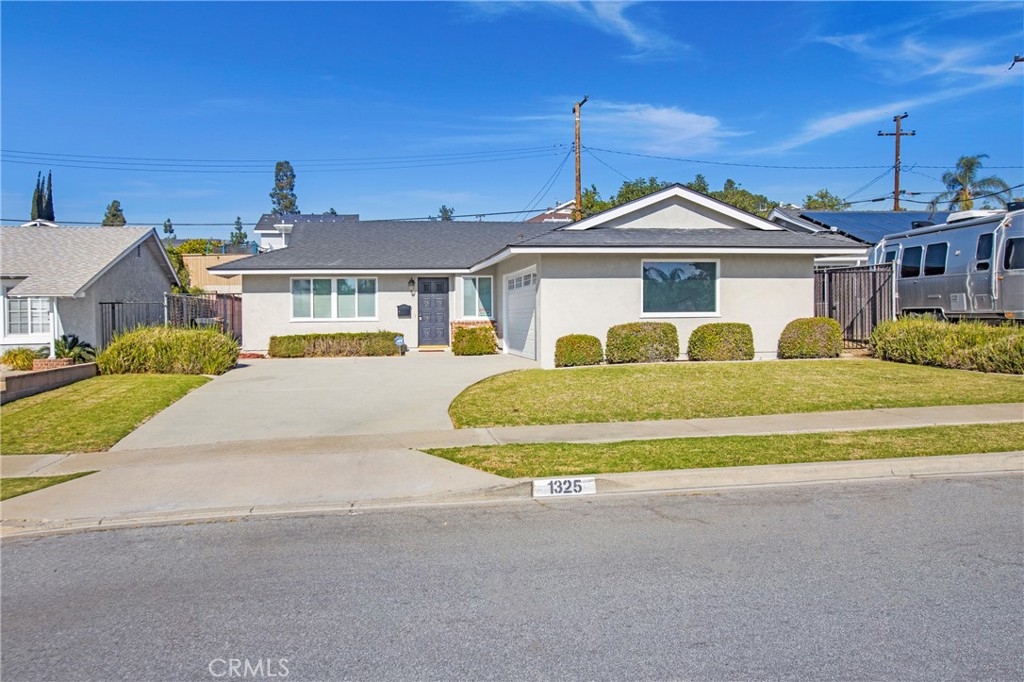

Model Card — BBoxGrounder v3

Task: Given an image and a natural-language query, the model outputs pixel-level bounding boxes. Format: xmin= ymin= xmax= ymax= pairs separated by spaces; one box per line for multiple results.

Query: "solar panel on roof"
xmin=799 ymin=212 xmax=951 ymax=244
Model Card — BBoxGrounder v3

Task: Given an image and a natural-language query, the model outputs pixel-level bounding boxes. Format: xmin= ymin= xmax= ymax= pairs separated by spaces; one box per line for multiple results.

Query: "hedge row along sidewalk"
xmin=425 ymin=422 xmax=1024 ymax=479
xmin=449 ymin=358 xmax=1023 ymax=428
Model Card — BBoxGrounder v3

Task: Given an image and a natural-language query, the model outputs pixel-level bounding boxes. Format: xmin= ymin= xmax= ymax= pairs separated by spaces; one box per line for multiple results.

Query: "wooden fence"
xmin=814 ymin=264 xmax=895 ymax=347
xmin=98 ymin=294 xmax=242 ymax=348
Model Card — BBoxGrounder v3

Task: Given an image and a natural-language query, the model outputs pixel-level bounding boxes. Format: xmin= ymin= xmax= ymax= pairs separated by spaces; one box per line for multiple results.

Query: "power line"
xmin=513 ymin=148 xmax=574 ymax=221
xmin=843 ymin=166 xmax=894 ymax=202
xmin=583 ymin=147 xmax=631 ymax=181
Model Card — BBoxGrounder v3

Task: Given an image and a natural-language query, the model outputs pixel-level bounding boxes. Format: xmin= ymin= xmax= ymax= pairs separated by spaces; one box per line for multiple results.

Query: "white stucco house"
xmin=213 ymin=185 xmax=864 ymax=369
xmin=0 ymin=223 xmax=179 ymax=355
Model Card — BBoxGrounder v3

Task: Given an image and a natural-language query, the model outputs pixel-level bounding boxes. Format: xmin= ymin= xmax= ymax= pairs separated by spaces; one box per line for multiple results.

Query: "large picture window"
xmin=642 ymin=261 xmax=718 ymax=315
xmin=462 ymin=276 xmax=493 ymax=318
xmin=291 ymin=277 xmax=377 ymax=320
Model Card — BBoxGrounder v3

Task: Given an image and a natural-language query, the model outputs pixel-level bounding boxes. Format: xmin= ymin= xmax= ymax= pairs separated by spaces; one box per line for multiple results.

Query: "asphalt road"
xmin=3 ymin=475 xmax=1022 ymax=681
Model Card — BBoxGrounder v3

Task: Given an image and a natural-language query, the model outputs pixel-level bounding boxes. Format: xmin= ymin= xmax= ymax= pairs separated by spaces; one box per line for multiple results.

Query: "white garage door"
xmin=505 ymin=269 xmax=537 ymax=360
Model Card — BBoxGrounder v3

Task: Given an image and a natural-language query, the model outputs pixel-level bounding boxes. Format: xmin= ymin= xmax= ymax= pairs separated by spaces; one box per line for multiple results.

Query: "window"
xmin=924 ymin=243 xmax=948 ymax=276
xmin=463 ymin=276 xmax=493 ymax=318
xmin=884 ymin=250 xmax=897 ymax=264
xmin=976 ymin=233 xmax=993 ymax=271
xmin=4 ymin=291 xmax=50 ymax=335
xmin=642 ymin=261 xmax=718 ymax=315
xmin=507 ymin=273 xmax=535 ymax=291
xmin=900 ymin=246 xmax=922 ymax=278
xmin=291 ymin=277 xmax=377 ymax=320
xmin=1005 ymin=238 xmax=1024 ymax=271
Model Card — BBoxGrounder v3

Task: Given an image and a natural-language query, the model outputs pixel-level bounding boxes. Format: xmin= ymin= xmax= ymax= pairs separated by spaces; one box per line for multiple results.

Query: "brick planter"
xmin=32 ymin=358 xmax=74 ymax=371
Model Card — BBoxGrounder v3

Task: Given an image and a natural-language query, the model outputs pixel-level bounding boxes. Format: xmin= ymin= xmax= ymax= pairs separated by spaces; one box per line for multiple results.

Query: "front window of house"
xmin=291 ymin=278 xmax=377 ymax=320
xmin=4 ymin=289 xmax=50 ymax=335
xmin=462 ymin=276 xmax=493 ymax=318
xmin=642 ymin=261 xmax=718 ymax=315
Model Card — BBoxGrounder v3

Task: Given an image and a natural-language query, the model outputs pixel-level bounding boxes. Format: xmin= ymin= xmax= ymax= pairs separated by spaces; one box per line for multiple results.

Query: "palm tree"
xmin=931 ymin=154 xmax=1011 ymax=210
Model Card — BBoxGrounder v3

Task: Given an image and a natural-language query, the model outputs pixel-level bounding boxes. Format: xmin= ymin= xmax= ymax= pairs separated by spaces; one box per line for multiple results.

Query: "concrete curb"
xmin=3 ymin=451 xmax=1021 ymax=540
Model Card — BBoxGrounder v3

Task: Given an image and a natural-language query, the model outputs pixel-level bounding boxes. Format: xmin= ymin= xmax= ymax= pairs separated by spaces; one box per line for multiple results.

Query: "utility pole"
xmin=877 ymin=113 xmax=915 ymax=211
xmin=573 ymin=94 xmax=589 ymax=221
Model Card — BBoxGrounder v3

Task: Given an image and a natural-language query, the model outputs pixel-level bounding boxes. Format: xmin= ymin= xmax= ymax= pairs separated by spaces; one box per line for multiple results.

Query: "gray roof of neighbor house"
xmin=254 ymin=213 xmax=360 ymax=232
xmin=774 ymin=208 xmax=952 ymax=245
xmin=516 ymin=227 xmax=862 ymax=249
xmin=214 ymin=221 xmax=562 ymax=271
xmin=0 ymin=225 xmax=176 ymax=296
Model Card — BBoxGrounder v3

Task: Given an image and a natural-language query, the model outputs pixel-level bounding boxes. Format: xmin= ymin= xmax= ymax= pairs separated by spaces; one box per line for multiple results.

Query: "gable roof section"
xmin=211 ymin=220 xmax=560 ymax=273
xmin=0 ymin=226 xmax=177 ymax=296
xmin=564 ymin=183 xmax=784 ymax=232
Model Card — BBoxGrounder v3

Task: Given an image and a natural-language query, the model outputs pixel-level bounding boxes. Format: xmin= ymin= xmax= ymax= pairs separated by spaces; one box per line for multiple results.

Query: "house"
xmin=527 ymin=200 xmax=575 ymax=224
xmin=768 ymin=207 xmax=952 ymax=267
xmin=253 ymin=213 xmax=360 ymax=251
xmin=212 ymin=184 xmax=864 ymax=368
xmin=0 ymin=224 xmax=179 ymax=354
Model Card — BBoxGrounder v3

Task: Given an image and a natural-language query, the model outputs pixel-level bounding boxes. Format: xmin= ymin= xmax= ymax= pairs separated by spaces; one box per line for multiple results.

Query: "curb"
xmin=2 ymin=451 xmax=1021 ymax=540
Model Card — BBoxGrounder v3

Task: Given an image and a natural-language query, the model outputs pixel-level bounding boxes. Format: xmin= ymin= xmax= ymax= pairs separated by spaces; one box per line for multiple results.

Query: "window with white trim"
xmin=290 ymin=277 xmax=377 ymax=320
xmin=462 ymin=276 xmax=493 ymax=318
xmin=4 ymin=289 xmax=50 ymax=335
xmin=642 ymin=261 xmax=718 ymax=315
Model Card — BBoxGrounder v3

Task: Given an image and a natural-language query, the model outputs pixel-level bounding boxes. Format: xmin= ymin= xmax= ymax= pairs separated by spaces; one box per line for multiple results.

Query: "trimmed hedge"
xmin=268 ymin=331 xmax=400 ymax=358
xmin=870 ymin=317 xmax=1023 ymax=374
xmin=606 ymin=322 xmax=679 ymax=364
xmin=452 ymin=326 xmax=498 ymax=356
xmin=778 ymin=317 xmax=842 ymax=359
xmin=97 ymin=326 xmax=239 ymax=375
xmin=555 ymin=334 xmax=603 ymax=368
xmin=687 ymin=323 xmax=755 ymax=361
xmin=1 ymin=347 xmax=37 ymax=371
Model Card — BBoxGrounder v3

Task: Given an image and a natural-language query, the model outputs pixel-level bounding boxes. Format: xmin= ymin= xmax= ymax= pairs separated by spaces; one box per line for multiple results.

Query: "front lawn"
xmin=1 ymin=472 xmax=96 ymax=500
xmin=1 ymin=375 xmax=209 ymax=455
xmin=450 ymin=359 xmax=1023 ymax=428
xmin=426 ymin=423 xmax=1024 ymax=478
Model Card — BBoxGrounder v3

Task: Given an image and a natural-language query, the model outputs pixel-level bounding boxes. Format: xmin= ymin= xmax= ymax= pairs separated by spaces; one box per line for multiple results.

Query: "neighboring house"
xmin=180 ymin=254 xmax=249 ymax=293
xmin=768 ymin=207 xmax=951 ymax=267
xmin=253 ymin=213 xmax=360 ymax=251
xmin=212 ymin=184 xmax=863 ymax=368
xmin=0 ymin=224 xmax=179 ymax=354
xmin=527 ymin=200 xmax=575 ymax=224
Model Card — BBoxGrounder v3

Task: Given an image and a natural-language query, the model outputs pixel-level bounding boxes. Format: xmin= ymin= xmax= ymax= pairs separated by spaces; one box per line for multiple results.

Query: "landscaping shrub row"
xmin=687 ymin=323 xmax=754 ymax=361
xmin=777 ymin=317 xmax=842 ymax=359
xmin=870 ymin=317 xmax=1023 ymax=375
xmin=606 ymin=322 xmax=679 ymax=364
xmin=452 ymin=326 xmax=498 ymax=356
xmin=268 ymin=331 xmax=400 ymax=358
xmin=97 ymin=326 xmax=239 ymax=375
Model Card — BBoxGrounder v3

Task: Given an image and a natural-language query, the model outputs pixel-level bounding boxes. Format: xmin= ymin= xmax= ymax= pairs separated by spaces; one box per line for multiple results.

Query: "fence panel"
xmin=165 ymin=293 xmax=242 ymax=343
xmin=98 ymin=301 xmax=165 ymax=348
xmin=814 ymin=264 xmax=895 ymax=347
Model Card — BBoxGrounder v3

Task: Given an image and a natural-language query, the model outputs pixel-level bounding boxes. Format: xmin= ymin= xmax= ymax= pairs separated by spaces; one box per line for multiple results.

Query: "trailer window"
xmin=976 ymin=233 xmax=993 ymax=260
xmin=901 ymin=246 xmax=922 ymax=278
xmin=884 ymin=249 xmax=897 ymax=263
xmin=1005 ymin=238 xmax=1024 ymax=271
xmin=924 ymin=243 xmax=948 ymax=276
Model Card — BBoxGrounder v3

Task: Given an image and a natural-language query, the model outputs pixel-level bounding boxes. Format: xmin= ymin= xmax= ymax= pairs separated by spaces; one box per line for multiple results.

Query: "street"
xmin=3 ymin=475 xmax=1022 ymax=681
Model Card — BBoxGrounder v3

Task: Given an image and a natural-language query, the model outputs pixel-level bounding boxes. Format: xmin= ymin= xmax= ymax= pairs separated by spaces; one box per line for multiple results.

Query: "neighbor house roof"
xmin=0 ymin=225 xmax=178 ymax=296
xmin=770 ymin=207 xmax=952 ymax=245
xmin=212 ymin=221 xmax=561 ymax=272
xmin=254 ymin=213 xmax=360 ymax=233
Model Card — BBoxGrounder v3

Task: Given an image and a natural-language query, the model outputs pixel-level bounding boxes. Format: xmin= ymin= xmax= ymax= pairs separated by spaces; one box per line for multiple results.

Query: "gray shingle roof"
xmin=0 ymin=226 xmax=172 ymax=296
xmin=254 ymin=213 xmax=360 ymax=232
xmin=517 ymin=227 xmax=863 ymax=249
xmin=216 ymin=221 xmax=561 ymax=271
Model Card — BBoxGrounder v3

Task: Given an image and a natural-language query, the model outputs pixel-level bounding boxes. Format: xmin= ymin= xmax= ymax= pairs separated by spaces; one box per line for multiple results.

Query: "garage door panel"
xmin=505 ymin=270 xmax=537 ymax=360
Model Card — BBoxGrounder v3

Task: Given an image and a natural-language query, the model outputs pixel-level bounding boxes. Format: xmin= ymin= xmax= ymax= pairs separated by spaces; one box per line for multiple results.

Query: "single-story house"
xmin=768 ymin=207 xmax=952 ymax=267
xmin=212 ymin=184 xmax=864 ymax=368
xmin=0 ymin=223 xmax=179 ymax=354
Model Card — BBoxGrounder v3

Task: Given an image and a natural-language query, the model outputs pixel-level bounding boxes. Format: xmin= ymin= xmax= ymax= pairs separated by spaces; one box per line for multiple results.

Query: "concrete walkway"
xmin=2 ymin=403 xmax=1021 ymax=536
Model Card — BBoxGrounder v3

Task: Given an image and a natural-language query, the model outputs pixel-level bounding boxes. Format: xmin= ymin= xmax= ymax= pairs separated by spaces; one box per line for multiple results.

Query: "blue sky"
xmin=2 ymin=1 xmax=1022 ymax=239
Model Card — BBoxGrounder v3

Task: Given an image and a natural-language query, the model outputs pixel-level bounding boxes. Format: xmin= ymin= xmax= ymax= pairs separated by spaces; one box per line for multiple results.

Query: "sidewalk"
xmin=2 ymin=403 xmax=1021 ymax=537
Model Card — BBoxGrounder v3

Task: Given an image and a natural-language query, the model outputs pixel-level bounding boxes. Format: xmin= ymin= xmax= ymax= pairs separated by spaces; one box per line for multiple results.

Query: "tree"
xmin=230 ymin=216 xmax=247 ymax=245
xmin=685 ymin=174 xmax=709 ymax=195
xmin=803 ymin=189 xmax=848 ymax=211
xmin=710 ymin=179 xmax=777 ymax=217
xmin=610 ymin=177 xmax=671 ymax=205
xmin=165 ymin=246 xmax=191 ymax=292
xmin=30 ymin=173 xmax=41 ymax=221
xmin=579 ymin=184 xmax=611 ymax=217
xmin=325 ymin=207 xmax=338 ymax=215
xmin=163 ymin=218 xmax=175 ymax=240
xmin=269 ymin=161 xmax=299 ymax=215
xmin=176 ymin=238 xmax=222 ymax=254
xmin=102 ymin=200 xmax=126 ymax=226
xmin=438 ymin=205 xmax=455 ymax=221
xmin=42 ymin=171 xmax=55 ymax=221
xmin=931 ymin=154 xmax=1012 ymax=210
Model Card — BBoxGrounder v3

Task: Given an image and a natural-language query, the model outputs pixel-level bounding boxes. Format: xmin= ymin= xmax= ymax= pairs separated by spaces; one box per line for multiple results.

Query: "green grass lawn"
xmin=1 ymin=375 xmax=209 ymax=455
xmin=1 ymin=472 xmax=96 ymax=500
xmin=450 ymin=358 xmax=1024 ymax=428
xmin=426 ymin=423 xmax=1024 ymax=478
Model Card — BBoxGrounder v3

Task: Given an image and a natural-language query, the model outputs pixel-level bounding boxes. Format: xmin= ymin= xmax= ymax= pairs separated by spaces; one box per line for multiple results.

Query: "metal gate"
xmin=98 ymin=301 xmax=165 ymax=348
xmin=166 ymin=293 xmax=242 ymax=343
xmin=814 ymin=264 xmax=896 ymax=347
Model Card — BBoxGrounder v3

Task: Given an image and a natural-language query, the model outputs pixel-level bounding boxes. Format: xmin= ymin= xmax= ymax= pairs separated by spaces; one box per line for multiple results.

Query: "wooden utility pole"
xmin=573 ymin=95 xmax=588 ymax=221
xmin=877 ymin=113 xmax=916 ymax=211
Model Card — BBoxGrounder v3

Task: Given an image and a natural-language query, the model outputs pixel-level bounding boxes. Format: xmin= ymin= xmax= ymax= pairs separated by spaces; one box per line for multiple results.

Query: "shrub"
xmin=606 ymin=322 xmax=679 ymax=364
xmin=870 ymin=317 xmax=1023 ymax=374
xmin=687 ymin=323 xmax=755 ymax=361
xmin=778 ymin=317 xmax=842 ymax=359
xmin=55 ymin=334 xmax=96 ymax=363
xmin=452 ymin=326 xmax=498 ymax=356
xmin=97 ymin=326 xmax=239 ymax=375
xmin=555 ymin=334 xmax=603 ymax=367
xmin=268 ymin=331 xmax=400 ymax=358
xmin=1 ymin=347 xmax=37 ymax=371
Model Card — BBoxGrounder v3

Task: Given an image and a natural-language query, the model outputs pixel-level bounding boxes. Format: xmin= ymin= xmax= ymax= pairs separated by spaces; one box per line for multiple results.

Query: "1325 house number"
xmin=533 ymin=477 xmax=596 ymax=498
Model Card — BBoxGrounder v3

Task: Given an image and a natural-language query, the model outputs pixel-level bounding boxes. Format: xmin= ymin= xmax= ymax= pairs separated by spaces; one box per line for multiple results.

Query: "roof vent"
xmin=911 ymin=220 xmax=934 ymax=229
xmin=948 ymin=210 xmax=1001 ymax=223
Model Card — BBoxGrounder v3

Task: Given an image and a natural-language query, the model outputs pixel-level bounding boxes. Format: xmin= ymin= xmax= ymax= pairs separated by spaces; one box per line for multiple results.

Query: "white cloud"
xmin=587 ymin=101 xmax=742 ymax=154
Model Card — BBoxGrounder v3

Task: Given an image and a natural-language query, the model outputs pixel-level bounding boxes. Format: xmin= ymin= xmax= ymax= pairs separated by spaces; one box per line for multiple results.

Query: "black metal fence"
xmin=98 ymin=294 xmax=242 ymax=348
xmin=98 ymin=301 xmax=165 ymax=348
xmin=814 ymin=264 xmax=896 ymax=347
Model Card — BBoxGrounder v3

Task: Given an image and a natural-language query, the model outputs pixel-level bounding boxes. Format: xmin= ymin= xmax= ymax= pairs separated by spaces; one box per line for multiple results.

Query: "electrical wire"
xmin=843 ymin=166 xmax=895 ymax=202
xmin=511 ymin=148 xmax=573 ymax=221
xmin=583 ymin=147 xmax=631 ymax=181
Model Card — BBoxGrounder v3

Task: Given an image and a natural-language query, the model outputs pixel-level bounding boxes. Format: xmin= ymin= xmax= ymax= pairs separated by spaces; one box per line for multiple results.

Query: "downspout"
xmin=48 ymin=300 xmax=56 ymax=359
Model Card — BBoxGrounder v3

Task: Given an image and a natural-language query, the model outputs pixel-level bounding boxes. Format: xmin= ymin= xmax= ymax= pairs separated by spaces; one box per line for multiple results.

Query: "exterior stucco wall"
xmin=241 ymin=274 xmax=441 ymax=352
xmin=535 ymin=253 xmax=814 ymax=369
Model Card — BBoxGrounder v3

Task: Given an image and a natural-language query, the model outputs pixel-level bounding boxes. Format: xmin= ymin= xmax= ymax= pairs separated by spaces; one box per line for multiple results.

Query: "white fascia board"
xmin=564 ymin=185 xmax=784 ymax=232
xmin=214 ymin=268 xmax=471 ymax=276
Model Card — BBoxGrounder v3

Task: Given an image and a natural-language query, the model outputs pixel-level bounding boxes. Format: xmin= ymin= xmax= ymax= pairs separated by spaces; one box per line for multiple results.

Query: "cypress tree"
xmin=102 ymin=200 xmax=127 ymax=226
xmin=43 ymin=171 xmax=55 ymax=221
xmin=30 ymin=173 xmax=41 ymax=221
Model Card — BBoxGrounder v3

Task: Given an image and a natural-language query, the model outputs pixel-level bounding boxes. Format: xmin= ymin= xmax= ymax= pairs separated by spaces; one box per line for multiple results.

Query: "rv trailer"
xmin=869 ymin=206 xmax=1024 ymax=321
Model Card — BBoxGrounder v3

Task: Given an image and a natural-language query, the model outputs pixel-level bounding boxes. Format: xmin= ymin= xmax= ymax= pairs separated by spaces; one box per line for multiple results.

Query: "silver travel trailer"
xmin=870 ymin=206 xmax=1024 ymax=321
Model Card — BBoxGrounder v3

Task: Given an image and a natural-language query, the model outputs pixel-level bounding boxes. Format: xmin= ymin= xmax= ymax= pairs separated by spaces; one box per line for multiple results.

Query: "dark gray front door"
xmin=417 ymin=278 xmax=450 ymax=346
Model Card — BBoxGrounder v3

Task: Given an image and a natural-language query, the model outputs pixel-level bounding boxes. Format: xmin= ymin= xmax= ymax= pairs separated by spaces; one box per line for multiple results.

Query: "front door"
xmin=417 ymin=278 xmax=450 ymax=346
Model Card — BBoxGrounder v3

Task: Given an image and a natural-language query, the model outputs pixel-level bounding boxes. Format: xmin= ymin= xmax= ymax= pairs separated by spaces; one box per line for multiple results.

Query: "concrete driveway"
xmin=112 ymin=352 xmax=536 ymax=450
